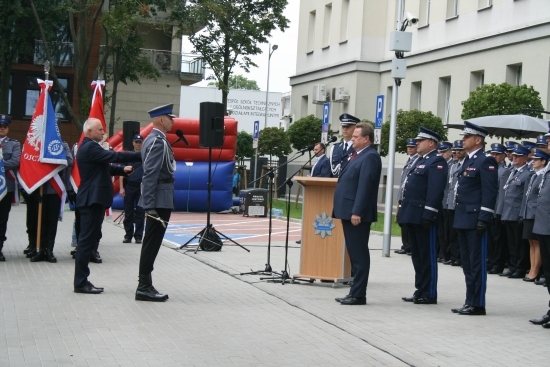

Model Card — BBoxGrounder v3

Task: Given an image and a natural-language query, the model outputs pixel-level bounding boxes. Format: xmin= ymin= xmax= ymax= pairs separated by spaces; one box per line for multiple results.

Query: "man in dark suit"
xmin=310 ymin=142 xmax=331 ymax=177
xmin=330 ymin=114 xmax=358 ymax=177
xmin=333 ymin=123 xmax=381 ymax=305
xmin=452 ymin=121 xmax=498 ymax=316
xmin=73 ymin=118 xmax=141 ymax=294
xmin=136 ymin=104 xmax=176 ymax=302
xmin=399 ymin=127 xmax=448 ymax=305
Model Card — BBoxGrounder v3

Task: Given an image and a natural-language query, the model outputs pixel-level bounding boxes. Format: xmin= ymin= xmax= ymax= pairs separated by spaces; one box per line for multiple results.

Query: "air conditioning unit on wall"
xmin=331 ymin=87 xmax=349 ymax=103
xmin=312 ymin=84 xmax=328 ymax=104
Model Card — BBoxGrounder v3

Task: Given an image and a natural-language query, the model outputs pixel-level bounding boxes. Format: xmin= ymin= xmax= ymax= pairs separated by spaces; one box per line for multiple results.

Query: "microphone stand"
xmin=262 ymin=139 xmax=339 ymax=284
xmin=241 ymin=150 xmax=312 ymax=276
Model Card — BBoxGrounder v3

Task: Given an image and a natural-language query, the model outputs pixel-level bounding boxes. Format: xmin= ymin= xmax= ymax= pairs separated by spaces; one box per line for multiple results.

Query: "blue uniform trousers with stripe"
xmin=457 ymin=228 xmax=488 ymax=307
xmin=406 ymin=223 xmax=438 ymax=299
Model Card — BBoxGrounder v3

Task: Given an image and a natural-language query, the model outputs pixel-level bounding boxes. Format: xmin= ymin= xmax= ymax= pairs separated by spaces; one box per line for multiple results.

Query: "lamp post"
xmin=253 ymin=43 xmax=278 ymax=188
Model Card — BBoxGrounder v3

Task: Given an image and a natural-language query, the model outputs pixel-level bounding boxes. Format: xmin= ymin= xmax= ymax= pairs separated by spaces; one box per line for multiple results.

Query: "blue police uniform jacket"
xmin=330 ymin=141 xmax=355 ymax=177
xmin=453 ymin=149 xmax=498 ymax=229
xmin=501 ymin=164 xmax=533 ymax=221
xmin=519 ymin=172 xmax=543 ymax=220
xmin=398 ymin=149 xmax=448 ymax=224
xmin=533 ymin=169 xmax=550 ymax=236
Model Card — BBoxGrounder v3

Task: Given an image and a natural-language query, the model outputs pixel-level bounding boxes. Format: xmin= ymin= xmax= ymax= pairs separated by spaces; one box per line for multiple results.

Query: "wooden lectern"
xmin=293 ymin=177 xmax=352 ymax=285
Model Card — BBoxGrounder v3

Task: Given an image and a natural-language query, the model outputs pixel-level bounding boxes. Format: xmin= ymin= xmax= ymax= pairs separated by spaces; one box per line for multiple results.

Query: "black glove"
xmin=477 ymin=220 xmax=488 ymax=236
xmin=518 ymin=217 xmax=524 ymax=225
xmin=68 ymin=191 xmax=77 ymax=203
xmin=146 ymin=209 xmax=159 ymax=218
xmin=422 ymin=218 xmax=433 ymax=230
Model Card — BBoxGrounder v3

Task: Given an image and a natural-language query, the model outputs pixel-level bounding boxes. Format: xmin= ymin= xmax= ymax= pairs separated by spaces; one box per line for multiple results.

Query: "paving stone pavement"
xmin=0 ymin=206 xmax=548 ymax=366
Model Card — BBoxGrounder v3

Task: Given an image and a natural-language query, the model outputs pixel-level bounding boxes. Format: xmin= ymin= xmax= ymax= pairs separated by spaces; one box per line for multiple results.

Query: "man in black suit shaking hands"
xmin=333 ymin=123 xmax=382 ymax=305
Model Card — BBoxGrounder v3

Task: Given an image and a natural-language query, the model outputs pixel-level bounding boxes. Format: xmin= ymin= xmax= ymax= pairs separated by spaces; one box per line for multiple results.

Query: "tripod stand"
xmin=179 ymin=146 xmax=249 ymax=253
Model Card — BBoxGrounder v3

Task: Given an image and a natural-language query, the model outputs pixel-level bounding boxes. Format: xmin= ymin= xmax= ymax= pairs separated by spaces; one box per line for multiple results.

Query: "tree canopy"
xmin=286 ymin=114 xmax=322 ymax=151
xmin=461 ymin=83 xmax=544 ymax=119
xmin=379 ymin=109 xmax=447 ymax=157
xmin=236 ymin=130 xmax=254 ymax=164
xmin=258 ymin=127 xmax=291 ymax=160
xmin=208 ymin=74 xmax=260 ymax=90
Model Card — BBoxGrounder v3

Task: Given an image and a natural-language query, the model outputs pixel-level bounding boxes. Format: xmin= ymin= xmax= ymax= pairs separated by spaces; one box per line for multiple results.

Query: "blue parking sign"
xmin=375 ymin=95 xmax=384 ymax=129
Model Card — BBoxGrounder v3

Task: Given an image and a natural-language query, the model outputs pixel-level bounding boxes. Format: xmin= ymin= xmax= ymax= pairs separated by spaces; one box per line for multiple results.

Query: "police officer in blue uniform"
xmin=500 ymin=144 xmax=533 ymax=279
xmin=121 ymin=134 xmax=145 ymax=244
xmin=330 ymin=114 xmax=358 ymax=177
xmin=399 ymin=127 xmax=448 ymax=305
xmin=452 ymin=121 xmax=498 ymax=316
xmin=444 ymin=140 xmax=466 ymax=266
xmin=522 ymin=140 xmax=536 ymax=169
xmin=437 ymin=141 xmax=454 ymax=262
xmin=0 ymin=115 xmax=20 ymax=262
xmin=395 ymin=138 xmax=419 ymax=255
xmin=487 ymin=143 xmax=509 ymax=274
xmin=536 ymin=135 xmax=547 ymax=149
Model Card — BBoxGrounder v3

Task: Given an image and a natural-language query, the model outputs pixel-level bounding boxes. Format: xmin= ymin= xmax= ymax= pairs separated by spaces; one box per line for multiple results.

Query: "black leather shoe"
xmin=395 ymin=249 xmax=407 ymax=254
xmin=406 ymin=252 xmax=412 ymax=256
xmin=442 ymin=259 xmax=453 ymax=265
xmin=122 ymin=237 xmax=132 ymax=243
xmin=74 ymin=281 xmax=104 ymax=294
xmin=414 ymin=297 xmax=437 ymax=304
xmin=87 ymin=282 xmax=104 ymax=291
xmin=535 ymin=278 xmax=546 ymax=285
xmin=508 ymin=271 xmax=525 ymax=279
xmin=0 ymin=251 xmax=5 ymax=261
xmin=30 ymin=249 xmax=46 ymax=262
xmin=135 ymin=238 xmax=142 ymax=244
xmin=523 ymin=277 xmax=537 ymax=282
xmin=45 ymin=249 xmax=57 ymax=263
xmin=23 ymin=245 xmax=32 ymax=254
xmin=402 ymin=296 xmax=416 ymax=302
xmin=488 ymin=267 xmax=504 ymax=274
xmin=499 ymin=270 xmax=513 ymax=277
xmin=90 ymin=251 xmax=102 ymax=264
xmin=451 ymin=260 xmax=462 ymax=266
xmin=335 ymin=295 xmax=351 ymax=303
xmin=70 ymin=249 xmax=76 ymax=256
xmin=26 ymin=248 xmax=36 ymax=258
xmin=543 ymin=323 xmax=550 ymax=329
xmin=529 ymin=314 xmax=550 ymax=325
xmin=339 ymin=297 xmax=366 ymax=305
xmin=394 ymin=249 xmax=403 ymax=253
xmin=451 ymin=305 xmax=469 ymax=313
xmin=458 ymin=306 xmax=486 ymax=315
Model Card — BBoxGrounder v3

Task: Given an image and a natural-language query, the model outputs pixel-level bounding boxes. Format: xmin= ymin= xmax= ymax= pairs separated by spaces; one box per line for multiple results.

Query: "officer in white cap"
xmin=330 ymin=113 xmax=359 ymax=177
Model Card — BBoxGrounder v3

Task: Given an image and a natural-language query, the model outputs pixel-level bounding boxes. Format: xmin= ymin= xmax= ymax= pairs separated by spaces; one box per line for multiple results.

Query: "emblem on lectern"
xmin=312 ymin=212 xmax=336 ymax=239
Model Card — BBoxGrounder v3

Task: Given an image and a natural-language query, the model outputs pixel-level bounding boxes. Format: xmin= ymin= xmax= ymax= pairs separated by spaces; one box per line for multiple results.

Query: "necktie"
xmin=350 ymin=152 xmax=357 ymax=161
xmin=343 ymin=142 xmax=348 ymax=152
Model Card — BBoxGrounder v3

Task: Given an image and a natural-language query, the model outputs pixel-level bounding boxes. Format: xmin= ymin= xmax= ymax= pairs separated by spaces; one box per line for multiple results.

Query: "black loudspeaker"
xmin=123 ymin=120 xmax=141 ymax=151
xmin=199 ymin=102 xmax=224 ymax=148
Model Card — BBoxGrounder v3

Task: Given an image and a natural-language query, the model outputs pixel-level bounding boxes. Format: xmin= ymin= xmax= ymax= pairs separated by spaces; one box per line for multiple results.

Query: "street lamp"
xmin=253 ymin=43 xmax=278 ymax=188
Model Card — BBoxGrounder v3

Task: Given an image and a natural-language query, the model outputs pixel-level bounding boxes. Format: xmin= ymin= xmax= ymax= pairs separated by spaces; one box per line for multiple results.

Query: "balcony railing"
xmin=34 ymin=40 xmax=74 ymax=67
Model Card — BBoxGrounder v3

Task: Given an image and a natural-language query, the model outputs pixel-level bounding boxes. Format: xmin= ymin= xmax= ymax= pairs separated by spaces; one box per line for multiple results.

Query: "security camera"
xmin=405 ymin=12 xmax=419 ymax=25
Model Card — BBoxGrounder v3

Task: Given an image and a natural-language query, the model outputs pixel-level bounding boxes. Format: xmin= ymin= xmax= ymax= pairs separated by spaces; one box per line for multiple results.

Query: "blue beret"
xmin=521 ymin=140 xmax=536 ymax=150
xmin=148 ymin=104 xmax=176 ymax=119
xmin=490 ymin=143 xmax=506 ymax=154
xmin=532 ymin=148 xmax=550 ymax=161
xmin=415 ymin=126 xmax=441 ymax=143
xmin=0 ymin=114 xmax=12 ymax=125
xmin=339 ymin=113 xmax=360 ymax=125
xmin=460 ymin=121 xmax=488 ymax=137
xmin=406 ymin=138 xmax=417 ymax=147
xmin=504 ymin=141 xmax=518 ymax=151
xmin=437 ymin=141 xmax=452 ymax=151
xmin=512 ymin=144 xmax=530 ymax=156
xmin=133 ymin=134 xmax=143 ymax=141
xmin=452 ymin=140 xmax=463 ymax=150
xmin=536 ymin=135 xmax=547 ymax=145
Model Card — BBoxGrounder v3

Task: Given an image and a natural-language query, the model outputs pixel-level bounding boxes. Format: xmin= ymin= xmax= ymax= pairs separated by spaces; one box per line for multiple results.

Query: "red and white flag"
xmin=70 ymin=80 xmax=106 ymax=192
xmin=17 ymin=79 xmax=68 ymax=218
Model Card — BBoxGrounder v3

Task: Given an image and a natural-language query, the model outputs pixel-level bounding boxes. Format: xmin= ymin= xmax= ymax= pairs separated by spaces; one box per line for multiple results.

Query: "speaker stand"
xmin=180 ymin=147 xmax=249 ymax=253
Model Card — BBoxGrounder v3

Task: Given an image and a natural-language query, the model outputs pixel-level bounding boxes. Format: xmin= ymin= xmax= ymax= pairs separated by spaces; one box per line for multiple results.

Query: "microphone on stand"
xmin=326 ymin=136 xmax=338 ymax=145
xmin=175 ymin=129 xmax=190 ymax=146
xmin=297 ymin=144 xmax=314 ymax=154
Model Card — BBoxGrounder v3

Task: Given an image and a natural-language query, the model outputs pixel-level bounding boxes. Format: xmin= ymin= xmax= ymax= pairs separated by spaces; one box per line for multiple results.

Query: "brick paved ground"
xmin=1 ymin=206 xmax=548 ymax=366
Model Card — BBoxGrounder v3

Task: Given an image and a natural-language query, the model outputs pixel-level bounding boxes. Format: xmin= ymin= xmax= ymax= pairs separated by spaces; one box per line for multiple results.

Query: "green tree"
xmin=208 ymin=74 xmax=260 ymax=90
xmin=236 ymin=130 xmax=254 ymax=164
xmin=461 ymin=83 xmax=544 ymax=119
xmin=258 ymin=127 xmax=291 ymax=164
xmin=287 ymin=114 xmax=322 ymax=151
xmin=379 ymin=109 xmax=446 ymax=157
xmin=170 ymin=0 xmax=289 ymax=113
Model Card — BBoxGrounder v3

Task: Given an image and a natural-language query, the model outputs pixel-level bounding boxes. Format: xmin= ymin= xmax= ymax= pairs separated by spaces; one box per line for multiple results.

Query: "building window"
xmin=506 ymin=64 xmax=522 ymax=86
xmin=301 ymin=95 xmax=309 ymax=117
xmin=0 ymin=74 xmax=13 ymax=115
xmin=437 ymin=77 xmax=451 ymax=125
xmin=410 ymin=82 xmax=422 ymax=110
xmin=339 ymin=0 xmax=349 ymax=43
xmin=25 ymin=76 xmax=70 ymax=120
xmin=386 ymin=86 xmax=393 ymax=113
xmin=478 ymin=0 xmax=492 ymax=10
xmin=419 ymin=0 xmax=430 ymax=27
xmin=323 ymin=4 xmax=332 ymax=48
xmin=470 ymin=71 xmax=485 ymax=92
xmin=307 ymin=10 xmax=316 ymax=53
xmin=446 ymin=0 xmax=458 ymax=19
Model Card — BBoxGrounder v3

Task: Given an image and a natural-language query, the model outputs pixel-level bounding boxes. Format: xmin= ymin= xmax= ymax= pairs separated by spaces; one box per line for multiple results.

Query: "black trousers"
xmin=536 ymin=235 xmax=550 ymax=314
xmin=0 ymin=191 xmax=14 ymax=244
xmin=397 ymin=205 xmax=410 ymax=252
xmin=123 ymin=184 xmax=145 ymax=240
xmin=447 ymin=210 xmax=460 ymax=261
xmin=504 ymin=220 xmax=529 ymax=273
xmin=26 ymin=193 xmax=61 ymax=250
xmin=342 ymin=219 xmax=371 ymax=298
xmin=74 ymin=204 xmax=105 ymax=288
xmin=139 ymin=208 xmax=171 ymax=275
xmin=407 ymin=223 xmax=438 ymax=299
xmin=438 ymin=210 xmax=452 ymax=260
xmin=457 ymin=228 xmax=488 ymax=308
xmin=488 ymin=215 xmax=508 ymax=270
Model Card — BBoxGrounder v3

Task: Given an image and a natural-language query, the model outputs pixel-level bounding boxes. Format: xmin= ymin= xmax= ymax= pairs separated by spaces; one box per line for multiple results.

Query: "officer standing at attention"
xmin=330 ymin=114 xmax=358 ymax=177
xmin=0 ymin=115 xmax=20 ymax=262
xmin=437 ymin=141 xmax=454 ymax=262
xmin=120 ymin=134 xmax=145 ymax=244
xmin=135 ymin=104 xmax=176 ymax=302
xmin=452 ymin=121 xmax=498 ymax=316
xmin=395 ymin=138 xmax=419 ymax=255
xmin=399 ymin=127 xmax=448 ymax=305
